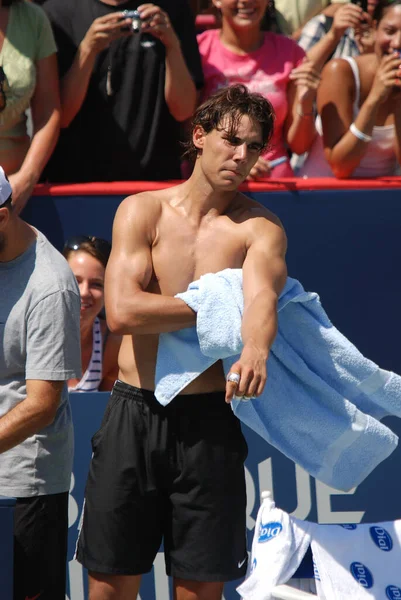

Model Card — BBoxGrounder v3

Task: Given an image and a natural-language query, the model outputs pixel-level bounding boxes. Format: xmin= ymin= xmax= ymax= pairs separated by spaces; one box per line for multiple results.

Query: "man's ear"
xmin=193 ymin=125 xmax=206 ymax=151
xmin=212 ymin=0 xmax=222 ymax=8
xmin=0 ymin=206 xmax=10 ymax=232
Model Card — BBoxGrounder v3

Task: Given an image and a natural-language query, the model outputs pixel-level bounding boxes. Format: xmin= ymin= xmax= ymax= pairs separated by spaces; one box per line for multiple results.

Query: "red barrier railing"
xmin=32 ymin=177 xmax=401 ymax=197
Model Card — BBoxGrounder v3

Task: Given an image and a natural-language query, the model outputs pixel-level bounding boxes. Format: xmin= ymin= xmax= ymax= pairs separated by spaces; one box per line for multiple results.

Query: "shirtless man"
xmin=76 ymin=84 xmax=288 ymax=600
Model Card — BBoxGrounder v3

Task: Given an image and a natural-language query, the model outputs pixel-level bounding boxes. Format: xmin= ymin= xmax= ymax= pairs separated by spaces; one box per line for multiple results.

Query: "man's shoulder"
xmin=118 ymin=190 xmax=166 ymax=213
xmin=119 ymin=186 xmax=179 ymax=213
xmin=115 ymin=189 xmax=175 ymax=232
xmin=232 ymin=193 xmax=284 ymax=229
xmin=33 ymin=232 xmax=79 ymax=296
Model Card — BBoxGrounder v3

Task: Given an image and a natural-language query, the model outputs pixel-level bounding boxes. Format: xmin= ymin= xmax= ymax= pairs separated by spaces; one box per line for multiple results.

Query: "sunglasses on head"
xmin=0 ymin=67 xmax=7 ymax=113
xmin=63 ymin=235 xmax=111 ymax=263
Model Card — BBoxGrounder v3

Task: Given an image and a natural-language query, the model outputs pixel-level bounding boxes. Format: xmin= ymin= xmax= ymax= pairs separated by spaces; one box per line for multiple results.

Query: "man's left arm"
xmin=0 ymin=380 xmax=64 ymax=454
xmin=226 ymin=216 xmax=287 ymax=402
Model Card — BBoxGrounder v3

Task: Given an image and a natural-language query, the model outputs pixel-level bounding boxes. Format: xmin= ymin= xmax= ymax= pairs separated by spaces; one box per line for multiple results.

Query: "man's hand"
xmin=225 ymin=342 xmax=268 ymax=403
xmin=80 ymin=13 xmax=133 ymax=57
xmin=137 ymin=4 xmax=179 ymax=50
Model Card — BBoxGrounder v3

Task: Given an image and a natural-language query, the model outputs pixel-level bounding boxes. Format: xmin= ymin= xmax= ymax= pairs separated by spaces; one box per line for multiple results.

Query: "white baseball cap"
xmin=0 ymin=166 xmax=12 ymax=207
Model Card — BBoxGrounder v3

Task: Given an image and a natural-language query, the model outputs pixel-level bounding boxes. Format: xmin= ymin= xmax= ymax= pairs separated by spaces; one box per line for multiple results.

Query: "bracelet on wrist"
xmin=296 ymin=105 xmax=315 ymax=118
xmin=349 ymin=123 xmax=372 ymax=143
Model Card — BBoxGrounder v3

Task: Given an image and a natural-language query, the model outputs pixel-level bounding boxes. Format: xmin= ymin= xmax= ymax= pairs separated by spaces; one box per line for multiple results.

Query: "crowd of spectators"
xmin=1 ymin=0 xmax=400 ymax=208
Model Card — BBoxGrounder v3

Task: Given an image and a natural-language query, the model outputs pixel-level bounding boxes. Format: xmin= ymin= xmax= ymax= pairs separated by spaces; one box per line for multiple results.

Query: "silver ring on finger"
xmin=227 ymin=372 xmax=240 ymax=385
xmin=233 ymin=394 xmax=244 ymax=400
xmin=243 ymin=395 xmax=254 ymax=401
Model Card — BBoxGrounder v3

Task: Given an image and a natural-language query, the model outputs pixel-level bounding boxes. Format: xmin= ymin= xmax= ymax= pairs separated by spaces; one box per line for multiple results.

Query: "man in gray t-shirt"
xmin=0 ymin=166 xmax=81 ymax=600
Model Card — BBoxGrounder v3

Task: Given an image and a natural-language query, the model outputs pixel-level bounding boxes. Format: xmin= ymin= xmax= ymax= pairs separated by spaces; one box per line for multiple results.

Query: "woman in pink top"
xmin=197 ymin=0 xmax=321 ymax=178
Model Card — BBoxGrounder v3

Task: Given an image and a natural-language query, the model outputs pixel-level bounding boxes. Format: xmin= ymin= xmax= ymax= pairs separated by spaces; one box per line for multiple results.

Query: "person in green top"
xmin=0 ymin=0 xmax=60 ymax=213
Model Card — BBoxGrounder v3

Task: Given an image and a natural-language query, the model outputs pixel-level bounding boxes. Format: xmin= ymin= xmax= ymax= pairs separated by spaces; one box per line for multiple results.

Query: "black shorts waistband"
xmin=112 ymin=379 xmax=228 ymax=412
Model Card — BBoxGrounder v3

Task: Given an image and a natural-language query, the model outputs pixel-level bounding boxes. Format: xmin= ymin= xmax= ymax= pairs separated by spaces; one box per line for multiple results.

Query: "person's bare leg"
xmin=88 ymin=572 xmax=142 ymax=600
xmin=174 ymin=578 xmax=224 ymax=600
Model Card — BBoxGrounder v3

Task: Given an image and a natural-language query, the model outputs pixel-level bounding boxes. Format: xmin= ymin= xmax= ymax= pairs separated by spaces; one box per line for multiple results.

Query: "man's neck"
xmin=0 ymin=219 xmax=36 ymax=263
xmin=177 ymin=169 xmax=240 ymax=223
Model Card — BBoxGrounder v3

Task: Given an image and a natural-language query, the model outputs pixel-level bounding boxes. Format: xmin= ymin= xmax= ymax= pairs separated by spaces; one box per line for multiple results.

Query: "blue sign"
xmin=387 ymin=585 xmax=401 ymax=600
xmin=350 ymin=562 xmax=374 ymax=588
xmin=370 ymin=526 xmax=393 ymax=552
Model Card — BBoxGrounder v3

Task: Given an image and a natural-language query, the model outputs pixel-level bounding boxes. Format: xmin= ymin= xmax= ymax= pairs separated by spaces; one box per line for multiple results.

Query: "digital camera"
xmin=121 ymin=10 xmax=142 ymax=33
xmin=351 ymin=0 xmax=368 ymax=11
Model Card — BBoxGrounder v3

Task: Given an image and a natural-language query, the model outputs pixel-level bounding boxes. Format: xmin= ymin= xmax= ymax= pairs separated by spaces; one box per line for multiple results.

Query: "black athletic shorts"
xmin=13 ymin=491 xmax=69 ymax=600
xmin=76 ymin=380 xmax=249 ymax=582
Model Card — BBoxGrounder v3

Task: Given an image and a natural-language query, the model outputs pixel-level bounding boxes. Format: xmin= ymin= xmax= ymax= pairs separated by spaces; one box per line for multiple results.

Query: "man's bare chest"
xmin=149 ymin=219 xmax=247 ymax=296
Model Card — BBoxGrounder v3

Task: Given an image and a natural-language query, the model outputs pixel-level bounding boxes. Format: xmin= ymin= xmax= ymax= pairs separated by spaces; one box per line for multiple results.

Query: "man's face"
xmin=195 ymin=114 xmax=264 ymax=190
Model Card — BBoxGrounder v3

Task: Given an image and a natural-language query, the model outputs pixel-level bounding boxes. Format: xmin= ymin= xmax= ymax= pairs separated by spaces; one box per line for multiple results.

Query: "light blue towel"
xmin=155 ymin=269 xmax=401 ymax=491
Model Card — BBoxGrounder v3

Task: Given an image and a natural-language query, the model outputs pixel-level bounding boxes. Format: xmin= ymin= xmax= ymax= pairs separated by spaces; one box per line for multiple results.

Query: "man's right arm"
xmin=105 ymin=194 xmax=196 ymax=336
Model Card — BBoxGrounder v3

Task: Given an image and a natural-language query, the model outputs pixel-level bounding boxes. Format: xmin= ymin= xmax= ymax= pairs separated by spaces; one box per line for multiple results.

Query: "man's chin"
xmin=219 ymin=179 xmax=243 ymax=191
xmin=219 ymin=172 xmax=246 ymax=188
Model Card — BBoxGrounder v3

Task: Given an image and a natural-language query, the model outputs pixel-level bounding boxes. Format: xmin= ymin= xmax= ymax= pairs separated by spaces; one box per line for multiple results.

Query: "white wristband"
xmin=350 ymin=123 xmax=372 ymax=143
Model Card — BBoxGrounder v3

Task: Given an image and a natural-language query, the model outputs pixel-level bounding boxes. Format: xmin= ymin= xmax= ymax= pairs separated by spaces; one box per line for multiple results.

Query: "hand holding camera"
xmin=120 ymin=10 xmax=142 ymax=33
xmin=81 ymin=12 xmax=134 ymax=56
xmin=132 ymin=4 xmax=180 ymax=50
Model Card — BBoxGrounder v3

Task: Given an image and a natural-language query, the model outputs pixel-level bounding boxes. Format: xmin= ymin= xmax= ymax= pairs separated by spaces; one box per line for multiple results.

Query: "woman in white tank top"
xmin=300 ymin=0 xmax=401 ymax=179
xmin=62 ymin=235 xmax=121 ymax=392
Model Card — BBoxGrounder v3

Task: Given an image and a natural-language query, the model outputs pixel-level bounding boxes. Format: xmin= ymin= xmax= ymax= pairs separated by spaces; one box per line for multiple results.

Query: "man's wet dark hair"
xmin=374 ymin=0 xmax=401 ymax=22
xmin=183 ymin=84 xmax=275 ymax=163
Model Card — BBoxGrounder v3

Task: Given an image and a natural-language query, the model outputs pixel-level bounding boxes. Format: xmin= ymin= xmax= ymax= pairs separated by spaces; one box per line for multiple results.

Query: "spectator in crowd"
xmin=298 ymin=0 xmax=379 ymax=69
xmin=274 ymin=0 xmax=347 ymax=39
xmin=0 ymin=166 xmax=81 ymax=599
xmin=290 ymin=0 xmax=377 ymax=172
xmin=197 ymin=0 xmax=321 ymax=178
xmin=0 ymin=0 xmax=60 ymax=213
xmin=299 ymin=0 xmax=401 ymax=178
xmin=63 ymin=235 xmax=121 ymax=392
xmin=41 ymin=0 xmax=204 ymax=183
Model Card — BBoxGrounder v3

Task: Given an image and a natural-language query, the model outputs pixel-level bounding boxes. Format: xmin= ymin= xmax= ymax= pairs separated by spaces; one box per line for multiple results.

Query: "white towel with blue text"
xmin=237 ymin=495 xmax=401 ymax=600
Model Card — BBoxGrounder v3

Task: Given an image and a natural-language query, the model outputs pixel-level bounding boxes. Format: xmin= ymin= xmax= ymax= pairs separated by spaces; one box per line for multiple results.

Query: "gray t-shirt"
xmin=0 ymin=229 xmax=81 ymax=497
